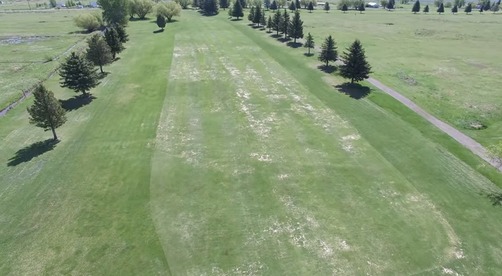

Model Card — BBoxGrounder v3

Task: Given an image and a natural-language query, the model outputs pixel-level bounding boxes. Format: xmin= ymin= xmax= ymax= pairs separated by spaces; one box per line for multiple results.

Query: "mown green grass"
xmin=1 ymin=9 xmax=502 ymax=275
xmin=0 ymin=10 xmax=91 ymax=110
xmin=299 ymin=8 xmax=502 ymax=148
xmin=0 ymin=17 xmax=174 ymax=275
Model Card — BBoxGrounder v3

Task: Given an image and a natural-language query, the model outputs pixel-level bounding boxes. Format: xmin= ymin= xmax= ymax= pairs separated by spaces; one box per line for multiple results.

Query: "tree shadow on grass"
xmin=335 ymin=83 xmax=371 ymax=99
xmin=278 ymin=37 xmax=291 ymax=43
xmin=287 ymin=41 xmax=303 ymax=48
xmin=98 ymin=72 xmax=110 ymax=79
xmin=317 ymin=64 xmax=337 ymax=73
xmin=153 ymin=29 xmax=164 ymax=34
xmin=230 ymin=18 xmax=243 ymax=21
xmin=270 ymin=33 xmax=281 ymax=38
xmin=129 ymin=17 xmax=150 ymax=22
xmin=7 ymin=139 xmax=59 ymax=167
xmin=304 ymin=52 xmax=315 ymax=57
xmin=59 ymin=95 xmax=96 ymax=111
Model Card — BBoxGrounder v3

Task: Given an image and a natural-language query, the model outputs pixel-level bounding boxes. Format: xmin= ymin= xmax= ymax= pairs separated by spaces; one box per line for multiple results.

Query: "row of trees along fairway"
xmin=28 ymin=0 xmax=131 ymax=142
xmin=232 ymin=4 xmax=371 ymax=84
xmin=411 ymin=0 xmax=500 ymax=14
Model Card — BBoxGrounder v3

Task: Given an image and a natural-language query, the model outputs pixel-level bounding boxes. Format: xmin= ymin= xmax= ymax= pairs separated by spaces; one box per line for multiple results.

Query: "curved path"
xmin=367 ymin=77 xmax=502 ymax=172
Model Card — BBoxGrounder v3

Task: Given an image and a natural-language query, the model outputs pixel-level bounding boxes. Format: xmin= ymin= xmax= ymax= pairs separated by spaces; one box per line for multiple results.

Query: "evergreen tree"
xmin=308 ymin=1 xmax=314 ymax=12
xmin=104 ymin=27 xmax=124 ymax=59
xmin=304 ymin=32 xmax=314 ymax=55
xmin=437 ymin=3 xmax=444 ymax=13
xmin=27 ymin=85 xmax=67 ymax=141
xmin=273 ymin=10 xmax=281 ymax=35
xmin=386 ymin=0 xmax=394 ymax=9
xmin=281 ymin=9 xmax=290 ymax=38
xmin=359 ymin=3 xmax=365 ymax=13
xmin=341 ymin=3 xmax=348 ymax=12
xmin=267 ymin=15 xmax=273 ymax=32
xmin=412 ymin=0 xmax=420 ymax=13
xmin=202 ymin=0 xmax=219 ymax=15
xmin=113 ymin=24 xmax=129 ymax=43
xmin=264 ymin=0 xmax=271 ymax=9
xmin=339 ymin=39 xmax=371 ymax=83
xmin=232 ymin=0 xmax=244 ymax=18
xmin=86 ymin=34 xmax=113 ymax=74
xmin=260 ymin=11 xmax=267 ymax=27
xmin=156 ymin=14 xmax=166 ymax=29
xmin=289 ymin=10 xmax=303 ymax=43
xmin=254 ymin=5 xmax=262 ymax=25
xmin=479 ymin=5 xmax=484 ymax=12
xmin=59 ymin=52 xmax=99 ymax=97
xmin=324 ymin=2 xmax=330 ymax=11
xmin=289 ymin=0 xmax=296 ymax=10
xmin=423 ymin=4 xmax=429 ymax=13
xmin=98 ymin=0 xmax=129 ymax=26
xmin=248 ymin=6 xmax=255 ymax=22
xmin=491 ymin=1 xmax=500 ymax=12
xmin=464 ymin=2 xmax=471 ymax=13
xmin=318 ymin=35 xmax=337 ymax=67
xmin=240 ymin=0 xmax=247 ymax=8
xmin=220 ymin=0 xmax=229 ymax=10
xmin=192 ymin=0 xmax=200 ymax=8
xmin=296 ymin=0 xmax=301 ymax=9
xmin=483 ymin=0 xmax=491 ymax=11
xmin=270 ymin=0 xmax=278 ymax=10
xmin=451 ymin=4 xmax=458 ymax=13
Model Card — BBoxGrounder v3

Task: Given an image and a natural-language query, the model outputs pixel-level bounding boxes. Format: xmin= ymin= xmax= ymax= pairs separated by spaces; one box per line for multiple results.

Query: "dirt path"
xmin=367 ymin=77 xmax=502 ymax=172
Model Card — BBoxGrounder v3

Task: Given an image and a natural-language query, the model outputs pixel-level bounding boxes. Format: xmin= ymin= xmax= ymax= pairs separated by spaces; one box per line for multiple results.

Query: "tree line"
xmin=229 ymin=3 xmax=371 ymax=85
xmin=28 ymin=0 xmax=132 ymax=141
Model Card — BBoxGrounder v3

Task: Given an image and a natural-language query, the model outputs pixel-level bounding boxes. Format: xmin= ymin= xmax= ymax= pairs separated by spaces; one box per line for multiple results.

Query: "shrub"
xmin=74 ymin=12 xmax=104 ymax=32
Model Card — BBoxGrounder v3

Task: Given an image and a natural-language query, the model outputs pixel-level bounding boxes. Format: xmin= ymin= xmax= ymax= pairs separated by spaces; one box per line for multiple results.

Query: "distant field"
xmin=299 ymin=7 xmax=502 ymax=149
xmin=2 ymin=10 xmax=502 ymax=274
xmin=0 ymin=9 xmax=91 ymax=110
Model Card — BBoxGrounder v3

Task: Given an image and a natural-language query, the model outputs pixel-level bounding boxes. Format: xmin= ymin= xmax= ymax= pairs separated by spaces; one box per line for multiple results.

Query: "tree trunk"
xmin=294 ymin=37 xmax=296 ymax=43
xmin=351 ymin=78 xmax=354 ymax=84
xmin=308 ymin=47 xmax=310 ymax=55
xmin=51 ymin=126 xmax=58 ymax=141
xmin=100 ymin=64 xmax=104 ymax=73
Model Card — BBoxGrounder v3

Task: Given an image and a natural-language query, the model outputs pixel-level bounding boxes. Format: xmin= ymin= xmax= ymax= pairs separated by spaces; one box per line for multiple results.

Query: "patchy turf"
xmin=1 ymin=9 xmax=502 ymax=275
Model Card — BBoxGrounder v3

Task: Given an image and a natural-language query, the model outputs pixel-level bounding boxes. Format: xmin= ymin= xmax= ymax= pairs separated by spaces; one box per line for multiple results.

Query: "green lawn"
xmin=299 ymin=7 xmax=502 ymax=148
xmin=1 ymin=10 xmax=502 ymax=275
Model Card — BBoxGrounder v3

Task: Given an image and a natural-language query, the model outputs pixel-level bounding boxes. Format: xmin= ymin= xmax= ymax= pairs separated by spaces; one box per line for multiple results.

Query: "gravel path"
xmin=367 ymin=77 xmax=502 ymax=172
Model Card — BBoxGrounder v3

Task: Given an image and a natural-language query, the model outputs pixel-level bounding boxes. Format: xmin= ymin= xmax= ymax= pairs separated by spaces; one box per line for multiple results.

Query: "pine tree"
xmin=341 ymin=3 xmax=348 ymax=12
xmin=386 ymin=0 xmax=394 ymax=9
xmin=289 ymin=10 xmax=303 ymax=43
xmin=273 ymin=10 xmax=281 ymax=35
xmin=260 ymin=11 xmax=266 ymax=27
xmin=423 ymin=4 xmax=429 ymax=13
xmin=270 ymin=0 xmax=278 ymax=10
xmin=157 ymin=14 xmax=166 ymax=29
xmin=220 ymin=0 xmax=228 ymax=10
xmin=484 ymin=0 xmax=491 ymax=11
xmin=479 ymin=5 xmax=484 ymax=12
xmin=491 ymin=1 xmax=500 ymax=12
xmin=464 ymin=2 xmax=471 ymax=13
xmin=308 ymin=1 xmax=314 ymax=12
xmin=359 ymin=3 xmax=365 ymax=13
xmin=267 ymin=15 xmax=273 ymax=32
xmin=296 ymin=0 xmax=301 ymax=9
xmin=281 ymin=9 xmax=290 ymax=38
xmin=27 ymin=85 xmax=67 ymax=141
xmin=451 ymin=4 xmax=458 ymax=13
xmin=248 ymin=6 xmax=255 ymax=22
xmin=324 ymin=2 xmax=330 ymax=11
xmin=318 ymin=35 xmax=337 ymax=67
xmin=437 ymin=2 xmax=444 ymax=13
xmin=104 ymin=27 xmax=124 ymax=59
xmin=232 ymin=0 xmax=244 ymax=18
xmin=264 ymin=0 xmax=271 ymax=9
xmin=412 ymin=0 xmax=420 ymax=13
xmin=289 ymin=0 xmax=296 ymax=11
xmin=86 ymin=34 xmax=113 ymax=74
xmin=60 ymin=52 xmax=99 ymax=97
xmin=339 ymin=39 xmax=371 ymax=83
xmin=254 ymin=5 xmax=262 ymax=25
xmin=114 ymin=24 xmax=129 ymax=43
xmin=203 ymin=0 xmax=219 ymax=14
xmin=304 ymin=32 xmax=314 ymax=55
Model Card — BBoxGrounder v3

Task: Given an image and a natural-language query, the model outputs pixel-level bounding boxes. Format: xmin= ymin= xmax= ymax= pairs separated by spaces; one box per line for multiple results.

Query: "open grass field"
xmin=0 ymin=9 xmax=91 ymax=110
xmin=1 ymin=8 xmax=502 ymax=275
xmin=299 ymin=7 xmax=502 ymax=148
